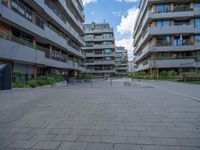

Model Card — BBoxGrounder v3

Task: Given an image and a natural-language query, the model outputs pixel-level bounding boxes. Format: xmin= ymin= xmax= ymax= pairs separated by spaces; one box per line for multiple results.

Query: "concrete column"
xmin=33 ymin=37 xmax=36 ymax=48
xmin=33 ymin=65 xmax=38 ymax=79
xmin=4 ymin=0 xmax=11 ymax=8
xmin=0 ymin=21 xmax=12 ymax=37
xmin=46 ymin=45 xmax=52 ymax=59
xmin=171 ymin=36 xmax=174 ymax=46
xmin=190 ymin=36 xmax=195 ymax=44
xmin=151 ymin=5 xmax=156 ymax=13
xmin=171 ymin=3 xmax=174 ymax=12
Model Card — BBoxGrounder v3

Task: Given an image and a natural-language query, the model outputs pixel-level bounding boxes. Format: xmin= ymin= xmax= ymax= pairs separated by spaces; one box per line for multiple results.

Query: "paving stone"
xmin=114 ymin=144 xmax=142 ymax=150
xmin=7 ymin=140 xmax=36 ymax=149
xmin=58 ymin=142 xmax=87 ymax=150
xmin=54 ymin=134 xmax=78 ymax=142
xmin=76 ymin=135 xmax=102 ymax=143
xmin=85 ymin=143 xmax=113 ymax=150
xmin=0 ymin=80 xmax=200 ymax=150
xmin=32 ymin=141 xmax=61 ymax=149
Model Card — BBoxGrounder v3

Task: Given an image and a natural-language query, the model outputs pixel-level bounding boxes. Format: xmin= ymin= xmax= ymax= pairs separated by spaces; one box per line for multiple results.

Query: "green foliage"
xmin=75 ymin=73 xmax=93 ymax=80
xmin=12 ymin=75 xmax=64 ymax=88
xmin=128 ymin=71 xmax=154 ymax=80
xmin=128 ymin=70 xmax=178 ymax=80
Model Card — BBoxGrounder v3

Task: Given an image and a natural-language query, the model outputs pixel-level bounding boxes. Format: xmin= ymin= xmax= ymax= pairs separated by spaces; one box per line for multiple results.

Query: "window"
xmin=194 ymin=2 xmax=200 ymax=8
xmin=195 ymin=35 xmax=200 ymax=43
xmin=86 ymin=42 xmax=93 ymax=47
xmin=103 ymin=34 xmax=111 ymax=39
xmin=174 ymin=36 xmax=190 ymax=46
xmin=195 ymin=18 xmax=200 ymax=28
xmin=156 ymin=20 xmax=170 ymax=27
xmin=105 ymin=57 xmax=110 ymax=61
xmin=105 ymin=49 xmax=110 ymax=55
xmin=157 ymin=36 xmax=171 ymax=46
xmin=156 ymin=4 xmax=171 ymax=13
xmin=85 ymin=34 xmax=93 ymax=39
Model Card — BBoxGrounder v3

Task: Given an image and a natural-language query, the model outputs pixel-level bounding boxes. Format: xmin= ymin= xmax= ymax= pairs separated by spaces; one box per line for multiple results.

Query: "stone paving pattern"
xmin=0 ymin=80 xmax=200 ymax=150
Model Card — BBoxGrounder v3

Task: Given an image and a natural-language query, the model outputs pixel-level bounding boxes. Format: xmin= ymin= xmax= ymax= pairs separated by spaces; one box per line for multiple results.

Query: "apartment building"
xmin=83 ymin=23 xmax=115 ymax=78
xmin=0 ymin=0 xmax=85 ymax=80
xmin=133 ymin=0 xmax=200 ymax=75
xmin=115 ymin=47 xmax=128 ymax=76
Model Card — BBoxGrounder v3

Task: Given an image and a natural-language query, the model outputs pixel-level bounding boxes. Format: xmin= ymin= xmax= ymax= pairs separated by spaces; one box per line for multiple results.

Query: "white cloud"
xmin=116 ymin=38 xmax=134 ymax=61
xmin=112 ymin=11 xmax=122 ymax=17
xmin=116 ymin=7 xmax=139 ymax=61
xmin=82 ymin=0 xmax=97 ymax=6
xmin=117 ymin=7 xmax=139 ymax=35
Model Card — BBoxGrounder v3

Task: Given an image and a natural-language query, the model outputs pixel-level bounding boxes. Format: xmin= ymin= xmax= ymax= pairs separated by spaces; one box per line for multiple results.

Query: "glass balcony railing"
xmin=155 ymin=40 xmax=193 ymax=47
xmin=174 ymin=6 xmax=193 ymax=12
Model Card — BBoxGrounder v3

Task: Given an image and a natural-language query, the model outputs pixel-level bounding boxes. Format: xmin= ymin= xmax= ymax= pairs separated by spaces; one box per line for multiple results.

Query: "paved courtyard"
xmin=0 ymin=79 xmax=200 ymax=150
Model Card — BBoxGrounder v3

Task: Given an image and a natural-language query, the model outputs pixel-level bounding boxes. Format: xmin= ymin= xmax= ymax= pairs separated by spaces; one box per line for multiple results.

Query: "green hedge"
xmin=128 ymin=70 xmax=177 ymax=80
xmin=12 ymin=75 xmax=64 ymax=88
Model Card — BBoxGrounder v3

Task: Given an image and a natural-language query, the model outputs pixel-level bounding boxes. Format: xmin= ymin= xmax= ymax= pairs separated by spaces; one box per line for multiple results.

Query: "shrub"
xmin=12 ymin=75 xmax=64 ymax=88
xmin=27 ymin=80 xmax=38 ymax=88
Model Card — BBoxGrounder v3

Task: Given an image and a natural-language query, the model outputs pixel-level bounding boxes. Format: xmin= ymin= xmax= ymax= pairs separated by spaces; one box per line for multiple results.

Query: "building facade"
xmin=133 ymin=0 xmax=200 ymax=76
xmin=115 ymin=47 xmax=128 ymax=76
xmin=0 ymin=0 xmax=85 ymax=80
xmin=83 ymin=23 xmax=115 ymax=78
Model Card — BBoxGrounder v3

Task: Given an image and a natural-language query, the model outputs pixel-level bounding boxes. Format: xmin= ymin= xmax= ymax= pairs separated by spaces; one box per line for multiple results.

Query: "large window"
xmin=174 ymin=36 xmax=190 ymax=46
xmin=195 ymin=35 xmax=200 ymax=43
xmin=86 ymin=42 xmax=93 ymax=47
xmin=156 ymin=4 xmax=171 ymax=13
xmin=11 ymin=0 xmax=32 ymax=21
xmin=195 ymin=18 xmax=200 ymax=28
xmin=156 ymin=20 xmax=171 ymax=27
xmin=157 ymin=36 xmax=171 ymax=46
xmin=105 ymin=49 xmax=110 ymax=55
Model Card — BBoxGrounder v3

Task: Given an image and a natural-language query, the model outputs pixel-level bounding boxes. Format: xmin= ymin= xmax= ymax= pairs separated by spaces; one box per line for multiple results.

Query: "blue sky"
xmin=83 ymin=0 xmax=140 ymax=60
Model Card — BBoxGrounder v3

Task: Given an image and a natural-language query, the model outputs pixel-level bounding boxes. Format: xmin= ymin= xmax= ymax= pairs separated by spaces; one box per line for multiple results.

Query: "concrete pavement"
xmin=0 ymin=79 xmax=200 ymax=150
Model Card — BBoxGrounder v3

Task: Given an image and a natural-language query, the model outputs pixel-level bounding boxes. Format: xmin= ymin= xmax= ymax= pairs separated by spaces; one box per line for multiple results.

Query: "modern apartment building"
xmin=83 ymin=23 xmax=115 ymax=78
xmin=133 ymin=0 xmax=200 ymax=75
xmin=0 ymin=0 xmax=85 ymax=80
xmin=115 ymin=47 xmax=128 ymax=76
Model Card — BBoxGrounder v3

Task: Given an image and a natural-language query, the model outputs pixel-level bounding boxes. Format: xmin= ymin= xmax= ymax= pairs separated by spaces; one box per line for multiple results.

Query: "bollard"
xmin=110 ymin=77 xmax=112 ymax=87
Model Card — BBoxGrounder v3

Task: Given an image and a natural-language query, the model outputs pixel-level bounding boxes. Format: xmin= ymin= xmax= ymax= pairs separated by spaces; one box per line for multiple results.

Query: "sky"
xmin=82 ymin=0 xmax=140 ymax=60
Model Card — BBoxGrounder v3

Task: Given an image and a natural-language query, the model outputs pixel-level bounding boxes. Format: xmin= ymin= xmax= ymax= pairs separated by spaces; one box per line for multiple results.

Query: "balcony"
xmin=86 ymin=60 xmax=115 ymax=65
xmin=134 ymin=41 xmax=198 ymax=63
xmin=0 ymin=1 xmax=84 ymax=58
xmin=56 ymin=0 xmax=84 ymax=32
xmin=83 ymin=44 xmax=115 ymax=50
xmin=84 ymin=37 xmax=115 ymax=42
xmin=0 ymin=32 xmax=84 ymax=71
xmin=134 ymin=24 xmax=195 ymax=53
xmin=133 ymin=7 xmax=195 ymax=46
xmin=92 ymin=69 xmax=115 ymax=73
xmin=86 ymin=53 xmax=115 ymax=57
xmin=149 ymin=58 xmax=196 ymax=68
xmin=135 ymin=61 xmax=150 ymax=71
xmin=149 ymin=25 xmax=194 ymax=35
xmin=33 ymin=0 xmax=84 ymax=46
xmin=0 ymin=37 xmax=45 ymax=65
xmin=71 ymin=0 xmax=85 ymax=21
xmin=85 ymin=28 xmax=114 ymax=34
xmin=0 ymin=1 xmax=45 ymax=38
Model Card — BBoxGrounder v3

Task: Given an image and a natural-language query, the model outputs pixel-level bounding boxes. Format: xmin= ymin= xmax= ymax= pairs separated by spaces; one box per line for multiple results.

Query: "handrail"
xmin=0 ymin=31 xmax=46 ymax=52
